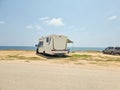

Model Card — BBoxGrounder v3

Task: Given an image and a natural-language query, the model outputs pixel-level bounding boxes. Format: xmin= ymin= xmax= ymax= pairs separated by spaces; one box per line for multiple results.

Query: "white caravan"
xmin=36 ymin=35 xmax=73 ymax=56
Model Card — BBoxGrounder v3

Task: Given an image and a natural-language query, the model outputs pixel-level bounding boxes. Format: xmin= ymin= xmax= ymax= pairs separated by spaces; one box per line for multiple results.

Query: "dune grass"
xmin=0 ymin=50 xmax=120 ymax=67
xmin=67 ymin=53 xmax=120 ymax=66
xmin=6 ymin=55 xmax=41 ymax=60
xmin=71 ymin=54 xmax=92 ymax=58
xmin=69 ymin=54 xmax=92 ymax=61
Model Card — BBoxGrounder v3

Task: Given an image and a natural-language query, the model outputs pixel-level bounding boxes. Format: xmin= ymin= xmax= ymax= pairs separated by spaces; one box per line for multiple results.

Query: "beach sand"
xmin=0 ymin=50 xmax=120 ymax=69
xmin=0 ymin=50 xmax=120 ymax=90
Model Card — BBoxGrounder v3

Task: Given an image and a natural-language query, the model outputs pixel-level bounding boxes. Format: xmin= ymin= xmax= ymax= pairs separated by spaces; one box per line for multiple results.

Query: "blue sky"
xmin=0 ymin=0 xmax=120 ymax=47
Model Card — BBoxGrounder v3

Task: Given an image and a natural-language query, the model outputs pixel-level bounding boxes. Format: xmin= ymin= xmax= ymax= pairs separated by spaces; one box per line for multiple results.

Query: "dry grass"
xmin=71 ymin=54 xmax=92 ymax=58
xmin=6 ymin=55 xmax=41 ymax=60
xmin=0 ymin=50 xmax=43 ymax=60
xmin=66 ymin=52 xmax=120 ymax=67
xmin=0 ymin=50 xmax=120 ymax=67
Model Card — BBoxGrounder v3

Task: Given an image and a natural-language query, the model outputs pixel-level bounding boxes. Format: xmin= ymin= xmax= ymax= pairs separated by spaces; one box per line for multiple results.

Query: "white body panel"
xmin=37 ymin=35 xmax=72 ymax=55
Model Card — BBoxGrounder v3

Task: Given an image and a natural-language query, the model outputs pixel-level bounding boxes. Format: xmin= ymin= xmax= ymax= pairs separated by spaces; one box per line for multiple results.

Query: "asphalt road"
xmin=0 ymin=61 xmax=120 ymax=90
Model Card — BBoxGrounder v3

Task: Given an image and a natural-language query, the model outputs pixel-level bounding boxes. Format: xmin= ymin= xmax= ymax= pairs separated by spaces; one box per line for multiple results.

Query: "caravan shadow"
xmin=36 ymin=53 xmax=70 ymax=59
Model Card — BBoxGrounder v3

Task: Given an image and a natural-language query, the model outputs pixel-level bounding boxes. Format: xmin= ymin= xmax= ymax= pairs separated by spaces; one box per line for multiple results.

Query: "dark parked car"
xmin=102 ymin=47 xmax=120 ymax=55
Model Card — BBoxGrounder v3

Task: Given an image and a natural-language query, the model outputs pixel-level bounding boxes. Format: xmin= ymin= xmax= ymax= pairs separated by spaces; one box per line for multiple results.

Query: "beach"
xmin=0 ymin=50 xmax=120 ymax=90
xmin=0 ymin=50 xmax=120 ymax=68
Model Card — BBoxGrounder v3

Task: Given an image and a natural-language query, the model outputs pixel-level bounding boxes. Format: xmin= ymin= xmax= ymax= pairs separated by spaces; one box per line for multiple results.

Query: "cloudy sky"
xmin=0 ymin=0 xmax=120 ymax=47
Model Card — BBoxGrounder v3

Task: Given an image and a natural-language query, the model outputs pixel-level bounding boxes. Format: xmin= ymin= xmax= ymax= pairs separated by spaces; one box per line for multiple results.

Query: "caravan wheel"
xmin=36 ymin=48 xmax=39 ymax=54
xmin=43 ymin=51 xmax=45 ymax=54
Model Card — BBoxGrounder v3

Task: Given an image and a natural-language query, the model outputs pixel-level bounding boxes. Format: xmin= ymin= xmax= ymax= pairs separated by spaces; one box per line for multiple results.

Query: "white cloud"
xmin=108 ymin=15 xmax=118 ymax=20
xmin=26 ymin=17 xmax=65 ymax=31
xmin=40 ymin=17 xmax=65 ymax=26
xmin=48 ymin=18 xmax=64 ymax=26
xmin=26 ymin=24 xmax=44 ymax=30
xmin=34 ymin=25 xmax=44 ymax=30
xmin=26 ymin=25 xmax=34 ymax=29
xmin=0 ymin=21 xmax=5 ymax=24
xmin=68 ymin=25 xmax=77 ymax=30
xmin=68 ymin=25 xmax=86 ymax=31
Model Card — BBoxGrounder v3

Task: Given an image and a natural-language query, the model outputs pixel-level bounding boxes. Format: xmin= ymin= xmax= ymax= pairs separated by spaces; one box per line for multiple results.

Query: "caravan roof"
xmin=39 ymin=34 xmax=73 ymax=43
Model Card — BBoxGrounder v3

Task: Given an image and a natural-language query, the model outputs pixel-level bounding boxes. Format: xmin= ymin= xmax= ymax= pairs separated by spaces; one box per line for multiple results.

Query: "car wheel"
xmin=111 ymin=51 xmax=115 ymax=55
xmin=102 ymin=51 xmax=105 ymax=54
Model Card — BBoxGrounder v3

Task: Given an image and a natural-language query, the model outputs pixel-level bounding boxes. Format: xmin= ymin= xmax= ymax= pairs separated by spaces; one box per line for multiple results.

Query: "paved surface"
xmin=0 ymin=61 xmax=120 ymax=90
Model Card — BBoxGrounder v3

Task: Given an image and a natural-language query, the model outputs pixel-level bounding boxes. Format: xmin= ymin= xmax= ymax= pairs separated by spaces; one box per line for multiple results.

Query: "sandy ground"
xmin=0 ymin=60 xmax=120 ymax=90
xmin=0 ymin=50 xmax=120 ymax=90
xmin=0 ymin=50 xmax=120 ymax=68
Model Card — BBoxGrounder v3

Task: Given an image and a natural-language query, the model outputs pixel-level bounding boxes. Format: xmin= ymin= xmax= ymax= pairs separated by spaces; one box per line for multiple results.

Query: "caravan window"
xmin=38 ymin=41 xmax=43 ymax=47
xmin=46 ymin=37 xmax=49 ymax=42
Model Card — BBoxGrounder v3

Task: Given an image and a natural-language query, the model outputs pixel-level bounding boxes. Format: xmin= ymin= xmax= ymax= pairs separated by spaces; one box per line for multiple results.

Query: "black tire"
xmin=43 ymin=51 xmax=45 ymax=54
xmin=36 ymin=48 xmax=39 ymax=54
xmin=102 ymin=51 xmax=105 ymax=54
xmin=111 ymin=51 xmax=115 ymax=55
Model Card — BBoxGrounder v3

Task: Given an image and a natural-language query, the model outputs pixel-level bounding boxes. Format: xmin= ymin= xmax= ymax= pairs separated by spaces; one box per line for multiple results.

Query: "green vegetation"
xmin=1 ymin=51 xmax=120 ymax=67
xmin=105 ymin=58 xmax=120 ymax=62
xmin=70 ymin=54 xmax=92 ymax=60
xmin=28 ymin=57 xmax=40 ymax=60
xmin=67 ymin=53 xmax=120 ymax=67
xmin=6 ymin=55 xmax=41 ymax=60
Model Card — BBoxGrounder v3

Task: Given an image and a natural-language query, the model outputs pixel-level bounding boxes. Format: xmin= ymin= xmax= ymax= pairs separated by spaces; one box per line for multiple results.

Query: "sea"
xmin=0 ymin=46 xmax=105 ymax=52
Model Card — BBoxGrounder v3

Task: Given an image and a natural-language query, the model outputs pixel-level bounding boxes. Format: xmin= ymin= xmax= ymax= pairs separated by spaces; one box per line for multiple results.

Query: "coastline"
xmin=0 ymin=46 xmax=105 ymax=51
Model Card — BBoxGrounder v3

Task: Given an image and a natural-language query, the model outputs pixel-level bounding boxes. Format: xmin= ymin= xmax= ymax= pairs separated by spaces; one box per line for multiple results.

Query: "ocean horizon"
xmin=0 ymin=46 xmax=105 ymax=51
